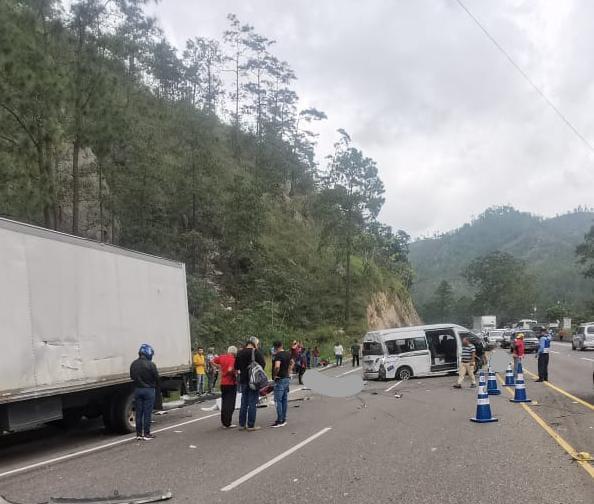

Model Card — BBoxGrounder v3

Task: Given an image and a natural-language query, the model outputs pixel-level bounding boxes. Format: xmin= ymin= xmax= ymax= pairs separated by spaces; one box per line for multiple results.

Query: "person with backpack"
xmin=294 ymin=347 xmax=307 ymax=385
xmin=234 ymin=336 xmax=267 ymax=431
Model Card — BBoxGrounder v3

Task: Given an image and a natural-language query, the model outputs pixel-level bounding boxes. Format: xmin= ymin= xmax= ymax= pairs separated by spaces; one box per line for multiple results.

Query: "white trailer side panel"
xmin=0 ymin=220 xmax=192 ymax=400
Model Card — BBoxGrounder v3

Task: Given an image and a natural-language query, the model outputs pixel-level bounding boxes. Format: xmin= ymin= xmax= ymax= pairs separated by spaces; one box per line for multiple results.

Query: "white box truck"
xmin=472 ymin=315 xmax=496 ymax=333
xmin=0 ymin=218 xmax=192 ymax=434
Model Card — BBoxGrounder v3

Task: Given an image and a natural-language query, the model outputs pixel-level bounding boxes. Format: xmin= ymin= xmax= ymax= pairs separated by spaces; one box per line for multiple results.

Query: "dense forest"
xmin=0 ymin=0 xmax=414 ymax=352
xmin=411 ymin=206 xmax=594 ymax=326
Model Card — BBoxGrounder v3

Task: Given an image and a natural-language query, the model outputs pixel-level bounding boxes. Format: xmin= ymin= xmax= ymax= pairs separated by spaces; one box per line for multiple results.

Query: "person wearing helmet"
xmin=512 ymin=332 xmax=525 ymax=381
xmin=130 ymin=344 xmax=159 ymax=440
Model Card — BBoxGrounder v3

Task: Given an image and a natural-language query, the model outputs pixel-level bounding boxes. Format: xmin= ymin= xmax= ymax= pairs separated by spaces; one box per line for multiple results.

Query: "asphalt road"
xmin=0 ymin=361 xmax=593 ymax=504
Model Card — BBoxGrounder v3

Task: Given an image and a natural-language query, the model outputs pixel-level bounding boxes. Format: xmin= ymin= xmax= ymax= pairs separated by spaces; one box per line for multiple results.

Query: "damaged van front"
xmin=362 ymin=333 xmax=386 ymax=380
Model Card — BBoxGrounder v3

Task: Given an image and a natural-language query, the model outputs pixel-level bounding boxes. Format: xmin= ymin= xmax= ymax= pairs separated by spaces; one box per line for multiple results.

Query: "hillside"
xmin=0 ymin=1 xmax=417 ymax=353
xmin=409 ymin=207 xmax=594 ymax=320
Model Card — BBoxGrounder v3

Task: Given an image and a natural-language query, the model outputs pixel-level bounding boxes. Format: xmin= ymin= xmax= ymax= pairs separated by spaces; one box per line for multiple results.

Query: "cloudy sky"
xmin=149 ymin=0 xmax=594 ymax=237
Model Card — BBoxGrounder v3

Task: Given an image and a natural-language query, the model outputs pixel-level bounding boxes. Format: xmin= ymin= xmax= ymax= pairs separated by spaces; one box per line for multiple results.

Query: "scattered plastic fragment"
xmin=0 ymin=490 xmax=174 ymax=504
xmin=572 ymin=452 xmax=593 ymax=462
xmin=189 ymin=445 xmax=197 ymax=449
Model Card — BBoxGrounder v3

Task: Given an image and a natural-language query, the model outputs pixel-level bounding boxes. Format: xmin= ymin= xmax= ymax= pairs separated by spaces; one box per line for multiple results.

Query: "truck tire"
xmin=111 ymin=390 xmax=136 ymax=434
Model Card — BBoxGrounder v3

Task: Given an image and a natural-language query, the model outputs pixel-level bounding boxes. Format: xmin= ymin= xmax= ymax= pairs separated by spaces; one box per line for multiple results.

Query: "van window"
xmin=363 ymin=341 xmax=383 ymax=356
xmin=588 ymin=326 xmax=594 ymax=334
xmin=413 ymin=337 xmax=427 ymax=350
xmin=578 ymin=327 xmax=585 ymax=335
xmin=385 ymin=338 xmax=425 ymax=354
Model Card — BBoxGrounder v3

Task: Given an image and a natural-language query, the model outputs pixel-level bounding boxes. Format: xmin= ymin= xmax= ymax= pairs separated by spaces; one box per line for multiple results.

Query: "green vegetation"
xmin=411 ymin=206 xmax=594 ymax=325
xmin=0 ymin=1 xmax=413 ymax=351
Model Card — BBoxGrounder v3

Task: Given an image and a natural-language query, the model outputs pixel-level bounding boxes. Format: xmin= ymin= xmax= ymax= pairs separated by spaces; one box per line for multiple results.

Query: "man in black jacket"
xmin=234 ymin=336 xmax=266 ymax=431
xmin=130 ymin=344 xmax=159 ymax=440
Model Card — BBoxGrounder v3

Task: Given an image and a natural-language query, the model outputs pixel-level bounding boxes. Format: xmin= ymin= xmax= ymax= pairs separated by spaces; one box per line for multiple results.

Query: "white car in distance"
xmin=487 ymin=329 xmax=505 ymax=345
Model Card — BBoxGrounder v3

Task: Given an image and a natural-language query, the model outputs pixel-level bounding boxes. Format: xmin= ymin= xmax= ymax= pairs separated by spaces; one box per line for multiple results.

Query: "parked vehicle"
xmin=572 ymin=323 xmax=594 ymax=351
xmin=472 ymin=315 xmax=496 ymax=333
xmin=501 ymin=330 xmax=514 ymax=349
xmin=516 ymin=319 xmax=537 ymax=330
xmin=506 ymin=329 xmax=539 ymax=353
xmin=362 ymin=324 xmax=481 ymax=381
xmin=487 ymin=329 xmax=505 ymax=345
xmin=0 ymin=218 xmax=193 ymax=434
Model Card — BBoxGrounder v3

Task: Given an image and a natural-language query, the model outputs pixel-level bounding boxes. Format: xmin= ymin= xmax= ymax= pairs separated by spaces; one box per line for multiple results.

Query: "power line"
xmin=455 ymin=0 xmax=594 ymax=155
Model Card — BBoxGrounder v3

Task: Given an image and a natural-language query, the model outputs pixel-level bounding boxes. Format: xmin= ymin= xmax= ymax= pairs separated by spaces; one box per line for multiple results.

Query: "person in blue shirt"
xmin=535 ymin=327 xmax=551 ymax=382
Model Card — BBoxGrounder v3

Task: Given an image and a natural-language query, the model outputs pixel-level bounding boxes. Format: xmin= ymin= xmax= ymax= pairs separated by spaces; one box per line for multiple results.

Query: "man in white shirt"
xmin=334 ymin=342 xmax=344 ymax=367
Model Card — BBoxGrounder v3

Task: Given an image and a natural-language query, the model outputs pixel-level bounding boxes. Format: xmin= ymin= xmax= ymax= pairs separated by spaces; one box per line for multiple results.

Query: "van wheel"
xmin=396 ymin=367 xmax=412 ymax=381
xmin=111 ymin=390 xmax=136 ymax=434
xmin=572 ymin=342 xmax=576 ymax=350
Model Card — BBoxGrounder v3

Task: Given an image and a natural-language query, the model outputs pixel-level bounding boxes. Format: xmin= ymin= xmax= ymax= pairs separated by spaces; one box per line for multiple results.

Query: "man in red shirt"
xmin=212 ymin=346 xmax=238 ymax=428
xmin=511 ymin=333 xmax=525 ymax=381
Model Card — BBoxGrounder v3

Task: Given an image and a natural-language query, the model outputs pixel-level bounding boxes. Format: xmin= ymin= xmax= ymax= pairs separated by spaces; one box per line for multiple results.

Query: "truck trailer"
xmin=0 ymin=218 xmax=192 ymax=434
xmin=472 ymin=315 xmax=496 ymax=333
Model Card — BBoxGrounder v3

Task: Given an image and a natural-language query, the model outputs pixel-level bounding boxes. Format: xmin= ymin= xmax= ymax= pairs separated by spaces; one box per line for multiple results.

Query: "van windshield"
xmin=363 ymin=341 xmax=383 ymax=355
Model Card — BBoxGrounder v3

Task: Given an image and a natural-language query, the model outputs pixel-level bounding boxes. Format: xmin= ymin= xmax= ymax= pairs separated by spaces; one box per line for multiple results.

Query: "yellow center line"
xmin=496 ymin=374 xmax=594 ymax=479
xmin=520 ymin=368 xmax=594 ymax=412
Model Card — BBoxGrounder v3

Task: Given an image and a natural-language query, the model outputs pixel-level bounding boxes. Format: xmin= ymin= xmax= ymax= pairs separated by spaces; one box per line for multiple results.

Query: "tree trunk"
xmin=72 ymin=136 xmax=80 ymax=235
xmin=345 ymin=233 xmax=352 ymax=324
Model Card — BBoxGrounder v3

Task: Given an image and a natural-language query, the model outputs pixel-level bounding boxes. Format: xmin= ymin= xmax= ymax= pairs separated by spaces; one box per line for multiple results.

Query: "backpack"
xmin=248 ymin=348 xmax=268 ymax=391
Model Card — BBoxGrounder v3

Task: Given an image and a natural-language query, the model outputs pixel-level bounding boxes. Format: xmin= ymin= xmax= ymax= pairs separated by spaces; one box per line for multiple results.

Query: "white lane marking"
xmin=385 ymin=380 xmax=403 ymax=392
xmin=0 ymin=413 xmax=219 ymax=480
xmin=336 ymin=366 xmax=362 ymax=377
xmin=549 ymin=350 xmax=560 ymax=354
xmin=221 ymin=427 xmax=332 ymax=492
xmin=580 ymin=357 xmax=594 ymax=362
xmin=289 ymin=387 xmax=305 ymax=394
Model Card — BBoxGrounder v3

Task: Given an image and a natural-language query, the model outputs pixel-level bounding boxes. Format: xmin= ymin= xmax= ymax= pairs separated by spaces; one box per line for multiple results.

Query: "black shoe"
xmin=534 ymin=379 xmax=544 ymax=382
xmin=453 ymin=384 xmax=462 ymax=389
xmin=143 ymin=433 xmax=156 ymax=440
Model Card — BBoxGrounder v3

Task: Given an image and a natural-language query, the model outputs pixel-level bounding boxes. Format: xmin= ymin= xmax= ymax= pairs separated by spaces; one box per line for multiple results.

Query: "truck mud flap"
xmin=0 ymin=491 xmax=172 ymax=504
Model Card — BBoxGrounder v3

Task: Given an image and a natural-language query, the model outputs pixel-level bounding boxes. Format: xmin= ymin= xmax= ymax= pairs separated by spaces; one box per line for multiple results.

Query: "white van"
xmin=362 ymin=324 xmax=473 ymax=381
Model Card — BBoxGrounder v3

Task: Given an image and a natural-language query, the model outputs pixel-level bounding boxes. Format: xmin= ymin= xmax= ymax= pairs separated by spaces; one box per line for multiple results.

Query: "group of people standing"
xmin=512 ymin=327 xmax=551 ymax=382
xmin=194 ymin=337 xmax=308 ymax=430
xmin=333 ymin=341 xmax=361 ymax=367
xmin=192 ymin=346 xmax=219 ymax=395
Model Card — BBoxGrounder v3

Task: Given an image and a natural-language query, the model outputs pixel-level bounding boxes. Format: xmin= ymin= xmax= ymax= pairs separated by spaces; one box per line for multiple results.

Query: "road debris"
xmin=0 ymin=491 xmax=173 ymax=504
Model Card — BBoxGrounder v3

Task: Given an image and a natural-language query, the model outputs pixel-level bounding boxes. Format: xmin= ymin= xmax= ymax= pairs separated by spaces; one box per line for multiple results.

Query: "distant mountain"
xmin=409 ymin=207 xmax=594 ymax=318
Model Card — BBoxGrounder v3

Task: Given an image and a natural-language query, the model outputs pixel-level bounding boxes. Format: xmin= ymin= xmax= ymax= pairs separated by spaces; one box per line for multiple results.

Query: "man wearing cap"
xmin=130 ymin=344 xmax=159 ymax=440
xmin=512 ymin=332 xmax=525 ymax=381
xmin=536 ymin=327 xmax=551 ymax=382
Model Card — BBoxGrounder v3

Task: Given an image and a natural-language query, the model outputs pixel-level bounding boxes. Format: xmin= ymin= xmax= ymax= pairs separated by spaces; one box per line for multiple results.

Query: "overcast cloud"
xmin=149 ymin=0 xmax=594 ymax=237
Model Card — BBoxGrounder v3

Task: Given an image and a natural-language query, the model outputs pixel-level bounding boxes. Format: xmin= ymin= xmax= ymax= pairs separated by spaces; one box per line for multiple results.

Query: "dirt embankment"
xmin=367 ymin=291 xmax=422 ymax=330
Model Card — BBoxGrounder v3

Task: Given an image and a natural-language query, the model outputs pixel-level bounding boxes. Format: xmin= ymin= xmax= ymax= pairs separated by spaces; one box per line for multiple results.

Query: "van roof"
xmin=364 ymin=323 xmax=468 ymax=340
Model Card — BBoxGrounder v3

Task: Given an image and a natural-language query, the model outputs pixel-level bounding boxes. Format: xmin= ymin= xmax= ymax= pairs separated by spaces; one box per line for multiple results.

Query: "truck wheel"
xmin=111 ymin=390 xmax=136 ymax=434
xmin=396 ymin=366 xmax=412 ymax=381
xmin=572 ymin=342 xmax=576 ymax=350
